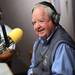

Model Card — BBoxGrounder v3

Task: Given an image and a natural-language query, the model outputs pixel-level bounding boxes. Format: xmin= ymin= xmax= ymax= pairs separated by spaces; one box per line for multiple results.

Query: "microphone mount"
xmin=0 ymin=9 xmax=10 ymax=48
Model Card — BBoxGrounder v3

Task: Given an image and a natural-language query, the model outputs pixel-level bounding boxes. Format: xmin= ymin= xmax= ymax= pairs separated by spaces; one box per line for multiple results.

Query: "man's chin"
xmin=39 ymin=35 xmax=46 ymax=39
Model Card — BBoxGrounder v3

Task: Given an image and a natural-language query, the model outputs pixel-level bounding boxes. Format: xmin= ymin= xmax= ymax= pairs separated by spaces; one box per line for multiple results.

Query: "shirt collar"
xmin=39 ymin=26 xmax=58 ymax=45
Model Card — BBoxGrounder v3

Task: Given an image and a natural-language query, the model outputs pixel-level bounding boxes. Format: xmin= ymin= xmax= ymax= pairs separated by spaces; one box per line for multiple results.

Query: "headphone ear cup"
xmin=52 ymin=13 xmax=60 ymax=24
xmin=55 ymin=14 xmax=60 ymax=24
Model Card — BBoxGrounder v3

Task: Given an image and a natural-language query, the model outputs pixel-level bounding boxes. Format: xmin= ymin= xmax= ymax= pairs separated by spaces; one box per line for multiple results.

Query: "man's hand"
xmin=0 ymin=48 xmax=15 ymax=61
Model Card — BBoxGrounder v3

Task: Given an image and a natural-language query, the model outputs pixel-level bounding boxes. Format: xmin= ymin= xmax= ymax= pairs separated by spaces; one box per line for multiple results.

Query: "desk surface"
xmin=0 ymin=63 xmax=13 ymax=75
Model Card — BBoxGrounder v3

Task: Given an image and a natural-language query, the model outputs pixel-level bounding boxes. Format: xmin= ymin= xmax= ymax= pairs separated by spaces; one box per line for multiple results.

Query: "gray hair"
xmin=32 ymin=3 xmax=54 ymax=20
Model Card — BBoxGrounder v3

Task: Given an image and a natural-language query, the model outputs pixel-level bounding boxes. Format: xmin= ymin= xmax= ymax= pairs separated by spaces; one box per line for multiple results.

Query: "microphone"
xmin=8 ymin=28 xmax=23 ymax=44
xmin=0 ymin=27 xmax=23 ymax=53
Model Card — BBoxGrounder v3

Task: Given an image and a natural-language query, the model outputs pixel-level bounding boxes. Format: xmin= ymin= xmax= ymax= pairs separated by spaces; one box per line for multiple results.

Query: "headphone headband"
xmin=39 ymin=1 xmax=57 ymax=14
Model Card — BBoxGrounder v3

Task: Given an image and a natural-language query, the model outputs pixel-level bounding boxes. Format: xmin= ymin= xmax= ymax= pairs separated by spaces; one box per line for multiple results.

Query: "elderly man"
xmin=28 ymin=1 xmax=75 ymax=75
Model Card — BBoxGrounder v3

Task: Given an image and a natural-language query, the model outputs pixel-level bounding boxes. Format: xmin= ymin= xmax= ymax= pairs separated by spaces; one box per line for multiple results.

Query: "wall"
xmin=72 ymin=0 xmax=75 ymax=39
xmin=60 ymin=0 xmax=75 ymax=40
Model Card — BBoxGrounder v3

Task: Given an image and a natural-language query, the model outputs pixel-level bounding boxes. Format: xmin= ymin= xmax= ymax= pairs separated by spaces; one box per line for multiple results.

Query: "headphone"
xmin=39 ymin=1 xmax=60 ymax=24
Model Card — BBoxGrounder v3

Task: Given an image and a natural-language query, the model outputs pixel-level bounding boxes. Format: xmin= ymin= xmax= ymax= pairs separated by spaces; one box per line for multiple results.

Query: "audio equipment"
xmin=39 ymin=1 xmax=60 ymax=24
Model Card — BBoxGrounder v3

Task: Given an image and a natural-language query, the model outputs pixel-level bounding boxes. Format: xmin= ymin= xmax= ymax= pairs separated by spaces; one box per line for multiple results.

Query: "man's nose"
xmin=35 ymin=21 xmax=41 ymax=28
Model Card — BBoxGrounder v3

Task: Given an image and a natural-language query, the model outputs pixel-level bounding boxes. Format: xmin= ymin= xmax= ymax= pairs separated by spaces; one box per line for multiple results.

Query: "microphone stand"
xmin=0 ymin=20 xmax=10 ymax=48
